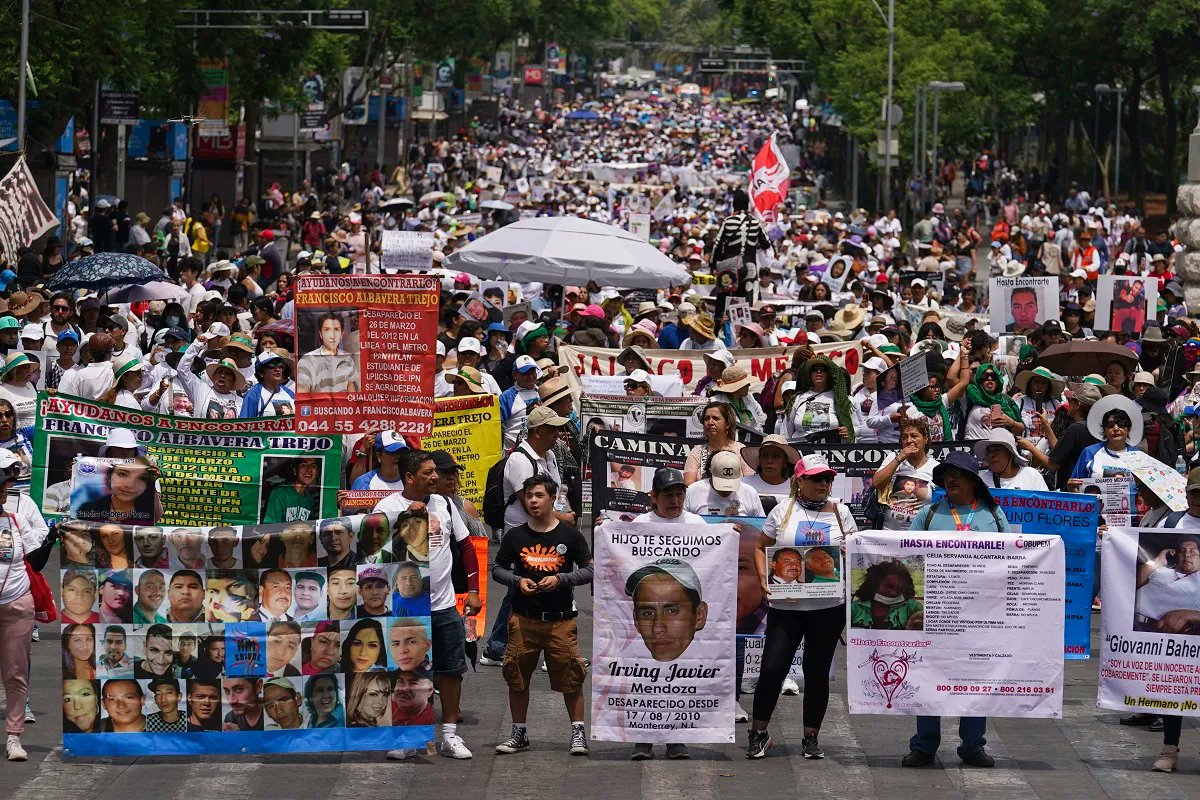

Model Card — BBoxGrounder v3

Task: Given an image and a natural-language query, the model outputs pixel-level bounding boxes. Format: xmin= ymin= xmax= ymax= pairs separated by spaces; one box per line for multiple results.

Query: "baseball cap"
xmin=375 ymin=430 xmax=408 ymax=454
xmin=457 ymin=336 xmax=485 ymax=355
xmin=436 ymin=341 xmax=446 ymax=358
xmin=164 ymin=326 xmax=189 ymax=342
xmin=652 ymin=467 xmax=686 ymax=492
xmin=0 ymin=317 xmax=20 ymax=331
xmin=862 ymin=356 xmax=889 ymax=372
xmin=263 ymin=677 xmax=299 ymax=694
xmin=99 ymin=427 xmax=143 ymax=456
xmin=625 ymin=368 xmax=651 ymax=384
xmin=294 ymin=570 xmax=325 ymax=587
xmin=57 ymin=330 xmax=80 ymax=344
xmin=709 ymin=450 xmax=743 ymax=492
xmin=793 ymin=454 xmax=836 ymax=479
xmin=513 ymin=355 xmax=540 ymax=374
xmin=624 ymin=558 xmax=702 ymax=601
xmin=19 ymin=323 xmax=42 ymax=341
xmin=431 ymin=450 xmax=463 ymax=473
xmin=358 ymin=566 xmax=388 ymax=584
xmin=526 ymin=405 xmax=569 ymax=429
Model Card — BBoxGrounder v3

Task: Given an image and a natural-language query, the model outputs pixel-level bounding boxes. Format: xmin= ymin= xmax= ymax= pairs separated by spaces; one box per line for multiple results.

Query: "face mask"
xmin=874 ymin=593 xmax=906 ymax=606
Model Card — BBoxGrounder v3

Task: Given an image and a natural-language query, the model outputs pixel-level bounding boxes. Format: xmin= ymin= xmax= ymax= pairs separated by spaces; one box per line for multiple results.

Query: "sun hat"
xmin=973 ymin=429 xmax=1028 ymax=467
xmin=449 ymin=366 xmax=488 ymax=395
xmin=205 ymin=358 xmax=248 ymax=391
xmin=742 ymin=434 xmax=801 ymax=472
xmin=112 ymin=356 xmax=144 ymax=382
xmin=714 ymin=365 xmax=757 ymax=394
xmin=1086 ymin=394 xmax=1144 ymax=445
xmin=1013 ymin=366 xmax=1065 ymax=398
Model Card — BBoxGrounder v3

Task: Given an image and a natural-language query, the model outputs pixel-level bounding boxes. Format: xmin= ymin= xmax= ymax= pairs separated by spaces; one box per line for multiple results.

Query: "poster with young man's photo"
xmin=988 ymin=276 xmax=1058 ymax=335
xmin=1095 ymin=274 xmax=1157 ymax=335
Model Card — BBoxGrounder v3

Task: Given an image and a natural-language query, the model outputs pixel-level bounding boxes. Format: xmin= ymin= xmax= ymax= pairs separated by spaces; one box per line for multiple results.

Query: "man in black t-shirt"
xmin=492 ymin=474 xmax=594 ymax=757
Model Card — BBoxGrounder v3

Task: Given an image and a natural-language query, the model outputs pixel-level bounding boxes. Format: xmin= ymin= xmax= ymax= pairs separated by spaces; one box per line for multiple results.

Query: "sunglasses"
xmin=1104 ymin=419 xmax=1130 ymax=430
xmin=802 ymin=473 xmax=835 ymax=484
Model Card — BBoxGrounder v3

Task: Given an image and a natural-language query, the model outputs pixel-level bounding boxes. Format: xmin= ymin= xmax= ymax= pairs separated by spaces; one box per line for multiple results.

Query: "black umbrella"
xmin=45 ymin=252 xmax=172 ymax=294
xmin=1036 ymin=340 xmax=1139 ymax=378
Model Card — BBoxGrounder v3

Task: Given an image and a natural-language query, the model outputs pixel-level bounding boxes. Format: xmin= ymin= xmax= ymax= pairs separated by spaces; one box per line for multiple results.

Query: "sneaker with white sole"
xmin=386 ymin=749 xmax=417 ymax=760
xmin=734 ymin=702 xmax=749 ymax=723
xmin=30 ymin=625 xmax=38 ymax=643
xmin=1152 ymin=745 xmax=1179 ymax=773
xmin=495 ymin=726 xmax=531 ymax=754
xmin=801 ymin=734 xmax=824 ymax=759
xmin=781 ymin=678 xmax=800 ymax=696
xmin=23 ymin=701 xmax=34 ymax=723
xmin=569 ymin=726 xmax=589 ymax=756
xmin=631 ymin=743 xmax=654 ymax=760
xmin=440 ymin=733 xmax=473 ymax=759
xmin=5 ymin=735 xmax=26 ymax=762
xmin=746 ymin=729 xmax=772 ymax=759
xmin=478 ymin=654 xmax=503 ymax=667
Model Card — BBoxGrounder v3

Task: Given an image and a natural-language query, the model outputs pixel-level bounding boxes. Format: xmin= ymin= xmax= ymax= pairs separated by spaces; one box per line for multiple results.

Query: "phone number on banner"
xmin=297 ymin=407 xmax=433 ymax=435
xmin=935 ymin=684 xmax=1057 ymax=696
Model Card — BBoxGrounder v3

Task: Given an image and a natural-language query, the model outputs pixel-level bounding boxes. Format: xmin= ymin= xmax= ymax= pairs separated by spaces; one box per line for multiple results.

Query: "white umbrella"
xmin=480 ymin=199 xmax=515 ymax=211
xmin=381 ymin=197 xmax=414 ymax=210
xmin=444 ymin=216 xmax=689 ymax=289
xmin=103 ymin=281 xmax=190 ymax=304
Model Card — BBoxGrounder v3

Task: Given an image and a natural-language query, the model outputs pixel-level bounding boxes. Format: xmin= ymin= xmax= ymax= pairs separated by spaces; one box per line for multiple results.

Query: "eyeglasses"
xmin=803 ymin=474 xmax=835 ymax=484
xmin=52 ymin=305 xmax=71 ymax=311
xmin=1104 ymin=420 xmax=1130 ymax=430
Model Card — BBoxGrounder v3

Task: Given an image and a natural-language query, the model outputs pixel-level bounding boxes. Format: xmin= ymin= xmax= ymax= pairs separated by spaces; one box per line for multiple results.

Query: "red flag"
xmin=749 ymin=134 xmax=790 ymax=222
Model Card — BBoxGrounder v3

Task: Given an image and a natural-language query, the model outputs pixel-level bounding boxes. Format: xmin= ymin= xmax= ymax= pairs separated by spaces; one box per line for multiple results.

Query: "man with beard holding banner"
xmin=904 ymin=452 xmax=1009 ymax=769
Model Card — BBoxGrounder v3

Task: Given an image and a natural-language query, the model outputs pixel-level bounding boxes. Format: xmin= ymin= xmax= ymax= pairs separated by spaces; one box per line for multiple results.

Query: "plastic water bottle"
xmin=554 ymin=485 xmax=569 ymax=514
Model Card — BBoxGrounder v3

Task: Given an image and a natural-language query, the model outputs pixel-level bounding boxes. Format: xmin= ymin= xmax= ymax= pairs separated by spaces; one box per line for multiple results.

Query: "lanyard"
xmin=949 ymin=501 xmax=978 ymax=532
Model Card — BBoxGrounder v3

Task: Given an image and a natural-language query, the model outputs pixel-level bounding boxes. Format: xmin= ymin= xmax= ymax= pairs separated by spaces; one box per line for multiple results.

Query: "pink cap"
xmin=793 ymin=454 xmax=836 ymax=480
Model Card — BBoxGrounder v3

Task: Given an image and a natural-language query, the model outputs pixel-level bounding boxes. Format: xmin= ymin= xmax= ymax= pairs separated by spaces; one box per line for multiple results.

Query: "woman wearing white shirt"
xmin=0 ymin=354 xmax=37 ymax=431
xmin=871 ymin=418 xmax=941 ymax=530
xmin=741 ymin=435 xmax=799 ymax=514
xmin=781 ymin=356 xmax=865 ymax=443
xmin=975 ymin=429 xmax=1048 ymax=491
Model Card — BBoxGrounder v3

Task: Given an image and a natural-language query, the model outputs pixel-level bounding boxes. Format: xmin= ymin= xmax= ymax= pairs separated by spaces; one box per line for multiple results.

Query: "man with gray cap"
xmin=626 ymin=557 xmax=708 ymax=663
xmin=1019 ymin=381 xmax=1102 ymax=490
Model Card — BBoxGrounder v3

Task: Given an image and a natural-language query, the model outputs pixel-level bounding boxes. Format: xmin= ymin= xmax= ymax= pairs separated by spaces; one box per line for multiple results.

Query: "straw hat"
xmin=714 ymin=365 xmax=757 ymax=394
xmin=741 ymin=434 xmax=801 ymax=472
xmin=833 ymin=304 xmax=865 ymax=330
xmin=689 ymin=315 xmax=716 ymax=340
xmin=205 ymin=358 xmax=248 ymax=391
xmin=1013 ymin=366 xmax=1065 ymax=398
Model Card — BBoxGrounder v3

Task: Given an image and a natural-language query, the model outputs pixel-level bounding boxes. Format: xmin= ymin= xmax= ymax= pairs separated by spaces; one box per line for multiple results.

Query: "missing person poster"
xmin=1079 ymin=477 xmax=1135 ymax=528
xmin=1098 ymin=528 xmax=1200 ymax=717
xmin=988 ymin=276 xmax=1058 ymax=335
xmin=589 ymin=431 xmax=694 ymax=522
xmin=591 ymin=521 xmax=738 ymax=743
xmin=379 ymin=230 xmax=435 ymax=272
xmin=32 ymin=395 xmax=340 ymax=526
xmin=417 ymin=395 xmax=502 ymax=506
xmin=765 ymin=544 xmax=844 ymax=600
xmin=294 ymin=274 xmax=439 ymax=436
xmin=1095 ymin=274 xmax=1157 ymax=336
xmin=846 ymin=530 xmax=1065 ymax=718
xmin=58 ymin=513 xmax=434 ymax=757
xmin=988 ymin=489 xmax=1098 ymax=658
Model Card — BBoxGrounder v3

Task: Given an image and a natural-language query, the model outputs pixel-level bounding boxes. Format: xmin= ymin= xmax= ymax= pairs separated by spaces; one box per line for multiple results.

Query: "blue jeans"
xmin=910 ymin=716 xmax=987 ymax=758
xmin=483 ymin=586 xmax=514 ymax=659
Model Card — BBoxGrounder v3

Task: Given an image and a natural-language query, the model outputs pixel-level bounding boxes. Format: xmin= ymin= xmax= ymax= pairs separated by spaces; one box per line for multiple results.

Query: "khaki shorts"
xmin=502 ymin=614 xmax=588 ymax=693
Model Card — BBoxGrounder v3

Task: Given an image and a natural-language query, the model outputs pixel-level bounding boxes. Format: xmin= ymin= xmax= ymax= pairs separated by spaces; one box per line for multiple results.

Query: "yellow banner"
xmin=418 ymin=394 xmax=501 ymax=505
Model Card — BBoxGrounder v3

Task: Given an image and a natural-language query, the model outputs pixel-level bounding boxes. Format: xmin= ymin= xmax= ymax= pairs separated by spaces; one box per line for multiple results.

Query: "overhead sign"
xmin=523 ymin=65 xmax=545 ymax=86
xmin=699 ymin=58 xmax=727 ymax=72
xmin=99 ymin=90 xmax=140 ymax=126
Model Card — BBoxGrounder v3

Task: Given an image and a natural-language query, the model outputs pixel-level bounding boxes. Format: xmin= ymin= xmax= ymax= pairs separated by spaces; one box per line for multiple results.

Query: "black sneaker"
xmin=801 ymin=734 xmax=824 ymax=759
xmin=666 ymin=743 xmax=690 ymax=760
xmin=902 ymin=750 xmax=935 ymax=767
xmin=1120 ymin=713 xmax=1155 ymax=726
xmin=631 ymin=743 xmax=653 ymax=760
xmin=961 ymin=748 xmax=995 ymax=768
xmin=495 ymin=727 xmax=531 ymax=754
xmin=747 ymin=729 xmax=772 ymax=759
xmin=569 ymin=726 xmax=589 ymax=756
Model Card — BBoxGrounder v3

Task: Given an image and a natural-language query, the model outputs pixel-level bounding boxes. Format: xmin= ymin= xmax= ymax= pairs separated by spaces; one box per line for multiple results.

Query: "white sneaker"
xmin=23 ymin=701 xmax=34 ymax=723
xmin=386 ymin=749 xmax=417 ymax=760
xmin=734 ymin=703 xmax=749 ymax=723
xmin=439 ymin=733 xmax=473 ymax=759
xmin=6 ymin=735 xmax=26 ymax=762
xmin=781 ymin=678 xmax=800 ymax=696
xmin=478 ymin=654 xmax=503 ymax=667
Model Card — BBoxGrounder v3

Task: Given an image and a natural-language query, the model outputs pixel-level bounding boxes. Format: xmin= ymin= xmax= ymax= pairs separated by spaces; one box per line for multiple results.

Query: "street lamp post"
xmin=868 ymin=0 xmax=895 ymax=211
xmin=926 ymin=81 xmax=966 ymax=203
xmin=1095 ymin=83 xmax=1124 ymax=198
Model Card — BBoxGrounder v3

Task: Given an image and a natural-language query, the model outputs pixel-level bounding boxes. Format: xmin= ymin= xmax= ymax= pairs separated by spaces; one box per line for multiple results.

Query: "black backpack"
xmin=482 ymin=449 xmax=537 ymax=529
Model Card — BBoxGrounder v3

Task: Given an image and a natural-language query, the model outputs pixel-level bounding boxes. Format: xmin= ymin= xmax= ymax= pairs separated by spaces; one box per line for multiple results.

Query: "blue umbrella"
xmin=565 ymin=109 xmax=601 ymax=121
xmin=46 ymin=252 xmax=172 ymax=294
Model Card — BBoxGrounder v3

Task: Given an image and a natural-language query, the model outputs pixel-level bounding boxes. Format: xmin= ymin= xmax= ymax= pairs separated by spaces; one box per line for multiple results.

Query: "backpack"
xmin=482 ymin=448 xmax=538 ymax=529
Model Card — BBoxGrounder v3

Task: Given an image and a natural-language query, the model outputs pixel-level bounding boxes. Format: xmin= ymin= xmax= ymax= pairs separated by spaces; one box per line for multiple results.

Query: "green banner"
xmin=33 ymin=394 xmax=341 ymax=526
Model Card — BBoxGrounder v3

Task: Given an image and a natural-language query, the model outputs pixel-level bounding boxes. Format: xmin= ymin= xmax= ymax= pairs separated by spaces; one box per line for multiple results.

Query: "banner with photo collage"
xmin=588 ymin=430 xmax=697 ymax=523
xmin=58 ymin=513 xmax=434 ymax=757
xmin=31 ymin=394 xmax=340 ymax=526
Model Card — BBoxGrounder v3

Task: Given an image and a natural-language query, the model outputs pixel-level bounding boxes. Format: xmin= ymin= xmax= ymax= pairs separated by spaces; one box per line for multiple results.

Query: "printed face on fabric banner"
xmin=591 ymin=522 xmax=738 ymax=744
xmin=988 ymin=276 xmax=1058 ymax=335
xmin=846 ymin=531 xmax=1065 ymax=719
xmin=55 ymin=514 xmax=433 ymax=757
xmin=1099 ymin=528 xmax=1200 ymax=717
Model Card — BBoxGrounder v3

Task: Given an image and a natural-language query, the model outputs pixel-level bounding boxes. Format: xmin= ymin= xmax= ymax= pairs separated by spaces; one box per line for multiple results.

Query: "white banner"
xmin=559 ymin=341 xmax=862 ymax=395
xmin=629 ymin=213 xmax=651 ymax=241
xmin=380 ymin=230 xmax=434 ymax=272
xmin=591 ymin=522 xmax=737 ymax=743
xmin=988 ymin=276 xmax=1059 ymax=335
xmin=1098 ymin=528 xmax=1200 ymax=716
xmin=0 ymin=157 xmax=57 ymax=261
xmin=846 ymin=530 xmax=1065 ymax=718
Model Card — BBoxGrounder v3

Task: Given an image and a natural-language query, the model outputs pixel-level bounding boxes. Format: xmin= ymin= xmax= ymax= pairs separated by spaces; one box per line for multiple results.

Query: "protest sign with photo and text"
xmin=846 ymin=530 xmax=1065 ymax=718
xmin=294 ymin=274 xmax=439 ymax=436
xmin=591 ymin=521 xmax=737 ymax=743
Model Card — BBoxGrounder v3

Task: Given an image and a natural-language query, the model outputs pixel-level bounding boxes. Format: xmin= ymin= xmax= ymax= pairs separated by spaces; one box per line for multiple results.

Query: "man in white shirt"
xmin=58 ymin=333 xmax=116 ymax=401
xmin=180 ymin=259 xmax=207 ymax=317
xmin=1135 ymin=532 xmax=1200 ymax=633
xmin=455 ymin=338 xmax=501 ymax=395
xmin=374 ymin=449 xmax=480 ymax=760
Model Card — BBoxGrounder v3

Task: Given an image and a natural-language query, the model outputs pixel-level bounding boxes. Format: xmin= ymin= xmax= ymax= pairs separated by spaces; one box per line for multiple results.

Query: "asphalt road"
xmin=6 ymin=544 xmax=1200 ymax=800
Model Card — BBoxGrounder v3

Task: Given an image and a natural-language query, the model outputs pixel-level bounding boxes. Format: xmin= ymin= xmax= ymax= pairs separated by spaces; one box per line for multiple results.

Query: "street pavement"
xmin=6 ymin=544 xmax=1200 ymax=800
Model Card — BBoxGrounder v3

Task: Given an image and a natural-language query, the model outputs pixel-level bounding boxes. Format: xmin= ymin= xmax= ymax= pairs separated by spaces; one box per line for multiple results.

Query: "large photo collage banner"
xmin=59 ymin=513 xmax=434 ymax=756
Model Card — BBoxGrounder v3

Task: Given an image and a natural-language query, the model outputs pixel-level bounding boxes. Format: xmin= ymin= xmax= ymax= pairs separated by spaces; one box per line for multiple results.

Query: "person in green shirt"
xmin=133 ymin=570 xmax=167 ymax=625
xmin=804 ymin=547 xmax=841 ymax=583
xmin=262 ymin=457 xmax=320 ymax=523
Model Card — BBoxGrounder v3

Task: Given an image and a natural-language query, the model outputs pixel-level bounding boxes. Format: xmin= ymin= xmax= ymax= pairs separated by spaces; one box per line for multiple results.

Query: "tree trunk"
xmin=1126 ymin=69 xmax=1146 ymax=207
xmin=1154 ymin=39 xmax=1177 ymax=214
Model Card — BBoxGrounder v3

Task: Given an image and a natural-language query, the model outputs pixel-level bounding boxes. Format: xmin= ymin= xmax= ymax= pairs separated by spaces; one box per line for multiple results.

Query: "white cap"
xmin=19 ymin=323 xmax=43 ymax=340
xmin=625 ymin=368 xmax=650 ymax=384
xmin=207 ymin=322 xmax=231 ymax=338
xmin=1070 ymin=269 xmax=1088 ymax=279
xmin=457 ymin=336 xmax=485 ymax=355
xmin=710 ymin=450 xmax=743 ymax=492
xmin=867 ymin=333 xmax=890 ymax=349
xmin=910 ymin=278 xmax=927 ymax=288
xmin=436 ymin=341 xmax=446 ymax=358
xmin=99 ymin=427 xmax=141 ymax=456
xmin=513 ymin=355 xmax=540 ymax=374
xmin=863 ymin=356 xmax=889 ymax=372
xmin=514 ymin=320 xmax=539 ymax=341
xmin=676 ymin=302 xmax=697 ymax=316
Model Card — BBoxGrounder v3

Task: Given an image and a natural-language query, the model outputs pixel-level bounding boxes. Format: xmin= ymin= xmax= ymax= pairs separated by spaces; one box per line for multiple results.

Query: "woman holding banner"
xmin=747 ymin=454 xmax=856 ymax=760
xmin=871 ymin=418 xmax=940 ymax=530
